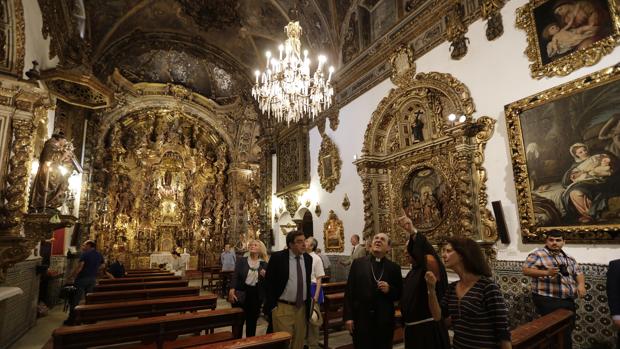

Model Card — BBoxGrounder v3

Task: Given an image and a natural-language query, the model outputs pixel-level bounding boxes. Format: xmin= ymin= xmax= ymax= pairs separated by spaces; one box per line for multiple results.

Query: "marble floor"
xmin=9 ymin=279 xmax=404 ymax=349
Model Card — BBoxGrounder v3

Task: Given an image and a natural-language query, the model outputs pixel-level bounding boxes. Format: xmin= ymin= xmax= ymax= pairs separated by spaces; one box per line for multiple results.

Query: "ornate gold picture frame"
xmin=318 ymin=135 xmax=342 ymax=193
xmin=505 ymin=62 xmax=620 ymax=243
xmin=516 ymin=0 xmax=620 ymax=78
xmin=323 ymin=210 xmax=344 ymax=252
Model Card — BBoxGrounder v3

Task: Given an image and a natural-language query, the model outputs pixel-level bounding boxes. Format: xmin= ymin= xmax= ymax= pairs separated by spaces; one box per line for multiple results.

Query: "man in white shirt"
xmin=316 ymin=248 xmax=331 ymax=279
xmin=305 ymin=237 xmax=325 ymax=349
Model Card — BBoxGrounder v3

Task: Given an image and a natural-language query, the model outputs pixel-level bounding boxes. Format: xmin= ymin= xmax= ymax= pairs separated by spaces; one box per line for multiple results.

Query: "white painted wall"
xmin=273 ymin=0 xmax=620 ymax=264
xmin=22 ymin=0 xmax=58 ymax=77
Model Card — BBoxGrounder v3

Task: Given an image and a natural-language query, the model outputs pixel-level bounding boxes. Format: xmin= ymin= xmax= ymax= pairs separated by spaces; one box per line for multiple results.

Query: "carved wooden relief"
xmin=318 ymin=135 xmax=342 ymax=193
xmin=357 ymin=45 xmax=497 ymax=265
xmin=0 ymin=0 xmax=25 ymax=77
xmin=276 ymin=125 xmax=310 ymax=195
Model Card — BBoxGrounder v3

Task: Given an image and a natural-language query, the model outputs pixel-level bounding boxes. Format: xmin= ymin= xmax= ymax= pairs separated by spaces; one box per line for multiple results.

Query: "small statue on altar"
xmin=30 ymin=131 xmax=79 ymax=211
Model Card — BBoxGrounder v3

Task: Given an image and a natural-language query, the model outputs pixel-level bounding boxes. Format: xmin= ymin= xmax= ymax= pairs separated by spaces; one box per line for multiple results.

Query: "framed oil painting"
xmin=516 ymin=0 xmax=620 ymax=78
xmin=505 ymin=62 xmax=620 ymax=243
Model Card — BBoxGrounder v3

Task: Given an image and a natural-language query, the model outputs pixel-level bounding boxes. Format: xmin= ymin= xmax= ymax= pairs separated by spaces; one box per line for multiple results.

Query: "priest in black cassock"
xmin=343 ymin=232 xmax=403 ymax=349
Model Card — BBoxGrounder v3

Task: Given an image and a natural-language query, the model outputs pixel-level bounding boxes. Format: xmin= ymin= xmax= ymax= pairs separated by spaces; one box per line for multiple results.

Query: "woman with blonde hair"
xmin=229 ymin=238 xmax=268 ymax=337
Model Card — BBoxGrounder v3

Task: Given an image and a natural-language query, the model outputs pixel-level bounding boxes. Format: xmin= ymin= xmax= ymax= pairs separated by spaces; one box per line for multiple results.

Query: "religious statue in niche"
xmin=411 ymin=108 xmax=425 ymax=143
xmin=398 ymin=104 xmax=427 ymax=148
xmin=115 ymin=175 xmax=135 ymax=217
xmin=402 ymin=167 xmax=447 ymax=231
xmin=323 ymin=210 xmax=344 ymax=252
xmin=30 ymin=131 xmax=80 ymax=211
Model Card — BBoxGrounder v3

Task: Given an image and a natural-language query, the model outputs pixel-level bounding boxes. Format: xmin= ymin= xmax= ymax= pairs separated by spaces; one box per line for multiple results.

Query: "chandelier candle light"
xmin=252 ymin=21 xmax=335 ymax=123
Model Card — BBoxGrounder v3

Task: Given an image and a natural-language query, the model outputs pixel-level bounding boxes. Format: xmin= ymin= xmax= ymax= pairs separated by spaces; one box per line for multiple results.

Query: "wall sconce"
xmin=342 ymin=194 xmax=350 ymax=211
xmin=314 ymin=204 xmax=322 ymax=217
xmin=298 ymin=188 xmax=319 ymax=208
xmin=447 ymin=113 xmax=467 ymax=124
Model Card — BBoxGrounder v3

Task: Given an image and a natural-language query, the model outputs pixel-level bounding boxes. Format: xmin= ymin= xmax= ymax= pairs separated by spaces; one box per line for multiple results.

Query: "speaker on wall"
xmin=491 ymin=201 xmax=510 ymax=244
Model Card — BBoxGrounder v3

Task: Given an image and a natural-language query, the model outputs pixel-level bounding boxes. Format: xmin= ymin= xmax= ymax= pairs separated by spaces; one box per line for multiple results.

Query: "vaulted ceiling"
xmin=84 ymin=0 xmax=347 ymax=101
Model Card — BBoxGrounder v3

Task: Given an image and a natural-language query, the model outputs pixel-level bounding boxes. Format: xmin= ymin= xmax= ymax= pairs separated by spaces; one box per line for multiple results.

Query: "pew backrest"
xmin=93 ymin=280 xmax=188 ymax=292
xmin=52 ymin=308 xmax=245 ymax=349
xmin=75 ymin=294 xmax=218 ymax=324
xmin=195 ymin=332 xmax=292 ymax=349
xmin=511 ymin=309 xmax=573 ymax=349
xmin=85 ymin=287 xmax=200 ymax=304
xmin=98 ymin=276 xmax=182 ymax=284
xmin=321 ymin=281 xmax=346 ymax=295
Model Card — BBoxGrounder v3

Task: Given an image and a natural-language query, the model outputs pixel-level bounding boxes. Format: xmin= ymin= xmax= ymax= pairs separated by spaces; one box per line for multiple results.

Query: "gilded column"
xmin=0 ymin=117 xmax=36 ymax=281
xmin=1 ymin=117 xmax=35 ymax=234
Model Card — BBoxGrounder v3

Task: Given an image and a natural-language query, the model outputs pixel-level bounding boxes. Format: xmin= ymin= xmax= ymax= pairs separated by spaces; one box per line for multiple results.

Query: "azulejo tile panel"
xmin=493 ymin=260 xmax=616 ymax=349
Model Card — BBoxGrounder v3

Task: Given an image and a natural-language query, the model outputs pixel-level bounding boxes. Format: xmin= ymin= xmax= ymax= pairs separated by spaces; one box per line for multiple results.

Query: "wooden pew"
xmin=126 ymin=272 xmax=175 ymax=277
xmin=51 ymin=308 xmax=244 ymax=349
xmin=74 ymin=295 xmax=218 ymax=324
xmin=98 ymin=275 xmax=182 ymax=284
xmin=128 ymin=269 xmax=162 ymax=272
xmin=321 ymin=292 xmax=345 ymax=349
xmin=511 ymin=309 xmax=573 ymax=349
xmin=85 ymin=287 xmax=200 ymax=304
xmin=206 ymin=269 xmax=233 ymax=295
xmin=322 ymin=281 xmax=346 ymax=295
xmin=197 ymin=332 xmax=291 ymax=349
xmin=93 ymin=280 xmax=188 ymax=292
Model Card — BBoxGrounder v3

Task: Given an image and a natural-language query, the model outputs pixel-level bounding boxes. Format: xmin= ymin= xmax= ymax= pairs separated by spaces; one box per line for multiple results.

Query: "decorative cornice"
xmin=334 ymin=0 xmax=486 ymax=108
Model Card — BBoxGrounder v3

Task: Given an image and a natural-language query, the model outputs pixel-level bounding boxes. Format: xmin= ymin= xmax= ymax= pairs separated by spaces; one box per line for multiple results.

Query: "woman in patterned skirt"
xmin=425 ymin=237 xmax=512 ymax=349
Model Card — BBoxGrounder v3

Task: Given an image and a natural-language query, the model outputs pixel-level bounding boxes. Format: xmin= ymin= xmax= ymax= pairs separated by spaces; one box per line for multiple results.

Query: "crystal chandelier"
xmin=252 ymin=21 xmax=335 ymax=124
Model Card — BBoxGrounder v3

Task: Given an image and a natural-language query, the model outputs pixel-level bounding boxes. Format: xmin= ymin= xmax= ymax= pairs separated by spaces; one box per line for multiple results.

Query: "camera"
xmin=558 ymin=264 xmax=569 ymax=277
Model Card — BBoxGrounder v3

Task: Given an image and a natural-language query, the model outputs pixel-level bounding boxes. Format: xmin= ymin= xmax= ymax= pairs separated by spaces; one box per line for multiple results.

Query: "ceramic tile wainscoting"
xmin=493 ymin=260 xmax=616 ymax=349
xmin=0 ymin=257 xmax=41 ymax=349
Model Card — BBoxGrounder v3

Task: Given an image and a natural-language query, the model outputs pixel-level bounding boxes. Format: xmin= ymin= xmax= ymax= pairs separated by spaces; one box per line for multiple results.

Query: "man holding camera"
xmin=522 ymin=230 xmax=586 ymax=348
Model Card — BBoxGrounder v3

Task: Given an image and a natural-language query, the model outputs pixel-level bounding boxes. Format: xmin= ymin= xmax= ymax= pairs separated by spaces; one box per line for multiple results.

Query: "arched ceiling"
xmin=85 ymin=0 xmax=345 ymax=100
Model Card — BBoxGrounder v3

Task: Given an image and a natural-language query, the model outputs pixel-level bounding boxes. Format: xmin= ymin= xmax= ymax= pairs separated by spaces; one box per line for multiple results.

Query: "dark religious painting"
xmin=401 ymin=167 xmax=447 ymax=231
xmin=505 ymin=63 xmax=620 ymax=242
xmin=516 ymin=0 xmax=619 ymax=77
xmin=534 ymin=0 xmax=613 ymax=65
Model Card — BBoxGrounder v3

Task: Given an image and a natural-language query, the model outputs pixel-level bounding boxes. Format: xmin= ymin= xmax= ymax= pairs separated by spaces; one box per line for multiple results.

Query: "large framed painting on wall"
xmin=505 ymin=63 xmax=620 ymax=243
xmin=516 ymin=0 xmax=620 ymax=78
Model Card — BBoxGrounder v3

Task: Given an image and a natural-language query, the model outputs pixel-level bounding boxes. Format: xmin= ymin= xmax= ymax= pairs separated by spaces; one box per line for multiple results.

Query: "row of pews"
xmin=320 ymin=280 xmax=573 ymax=349
xmin=48 ymin=269 xmax=291 ymax=349
xmin=48 ymin=268 xmax=572 ymax=349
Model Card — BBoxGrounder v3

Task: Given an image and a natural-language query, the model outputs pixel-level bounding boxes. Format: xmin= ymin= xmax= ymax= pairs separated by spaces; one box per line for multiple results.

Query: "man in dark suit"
xmin=265 ymin=230 xmax=312 ymax=349
xmin=344 ymin=232 xmax=403 ymax=349
xmin=607 ymin=259 xmax=620 ymax=348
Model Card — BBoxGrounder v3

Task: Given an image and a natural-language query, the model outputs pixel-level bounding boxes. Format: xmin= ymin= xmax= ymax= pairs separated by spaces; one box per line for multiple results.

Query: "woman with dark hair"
xmin=228 ymin=239 xmax=268 ymax=337
xmin=397 ymin=215 xmax=450 ymax=349
xmin=426 ymin=238 xmax=511 ymax=349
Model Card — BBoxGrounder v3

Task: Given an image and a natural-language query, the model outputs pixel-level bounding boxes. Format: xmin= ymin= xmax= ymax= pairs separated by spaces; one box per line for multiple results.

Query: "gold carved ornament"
xmin=444 ymin=1 xmax=470 ymax=60
xmin=323 ymin=210 xmax=345 ymax=253
xmin=504 ymin=62 xmax=620 ymax=243
xmin=358 ymin=45 xmax=497 ymax=263
xmin=516 ymin=0 xmax=620 ymax=78
xmin=342 ymin=194 xmax=351 ymax=211
xmin=481 ymin=0 xmax=505 ymax=41
xmin=0 ymin=0 xmax=25 ymax=76
xmin=318 ymin=134 xmax=342 ymax=193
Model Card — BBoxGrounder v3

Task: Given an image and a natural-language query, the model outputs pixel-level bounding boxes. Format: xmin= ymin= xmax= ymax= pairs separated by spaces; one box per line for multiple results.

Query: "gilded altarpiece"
xmin=86 ymin=76 xmax=265 ymax=269
xmin=357 ymin=47 xmax=498 ymax=265
xmin=91 ymin=109 xmax=228 ymax=268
